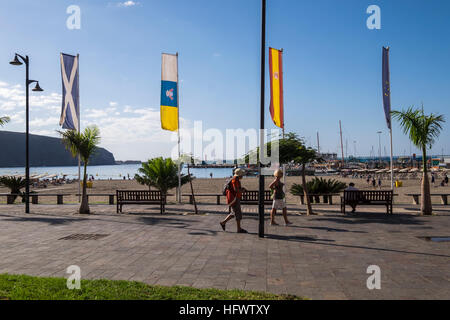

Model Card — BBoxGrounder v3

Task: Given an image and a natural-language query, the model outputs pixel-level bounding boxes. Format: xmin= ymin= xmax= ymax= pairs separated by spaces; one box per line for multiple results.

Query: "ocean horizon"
xmin=0 ymin=164 xmax=235 ymax=180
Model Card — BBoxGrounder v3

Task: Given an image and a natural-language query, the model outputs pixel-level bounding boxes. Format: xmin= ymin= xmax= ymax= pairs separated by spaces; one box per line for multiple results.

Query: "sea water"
xmin=0 ymin=164 xmax=234 ymax=180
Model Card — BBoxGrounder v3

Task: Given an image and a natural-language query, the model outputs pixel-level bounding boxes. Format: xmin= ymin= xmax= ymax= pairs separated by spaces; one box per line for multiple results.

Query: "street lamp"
xmin=258 ymin=0 xmax=266 ymax=238
xmin=9 ymin=53 xmax=44 ymax=213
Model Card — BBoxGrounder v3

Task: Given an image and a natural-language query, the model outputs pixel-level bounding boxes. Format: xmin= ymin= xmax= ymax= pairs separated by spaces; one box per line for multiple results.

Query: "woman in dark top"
xmin=269 ymin=169 xmax=292 ymax=226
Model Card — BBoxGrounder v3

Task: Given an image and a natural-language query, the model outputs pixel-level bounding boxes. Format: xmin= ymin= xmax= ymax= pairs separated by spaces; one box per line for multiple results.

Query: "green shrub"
xmin=291 ymin=177 xmax=347 ymax=196
xmin=0 ymin=176 xmax=28 ymax=203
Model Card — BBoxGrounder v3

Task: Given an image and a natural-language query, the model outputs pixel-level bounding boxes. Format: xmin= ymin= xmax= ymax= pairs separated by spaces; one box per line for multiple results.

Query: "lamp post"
xmin=10 ymin=53 xmax=44 ymax=214
xmin=258 ymin=0 xmax=266 ymax=238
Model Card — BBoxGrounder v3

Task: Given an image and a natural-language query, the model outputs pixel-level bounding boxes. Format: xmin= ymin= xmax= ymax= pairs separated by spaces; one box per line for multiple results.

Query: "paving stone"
xmin=0 ymin=203 xmax=449 ymax=299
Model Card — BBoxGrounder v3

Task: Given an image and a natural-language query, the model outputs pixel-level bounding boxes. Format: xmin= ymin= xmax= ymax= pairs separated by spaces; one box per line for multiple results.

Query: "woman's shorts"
xmin=272 ymin=199 xmax=286 ymax=210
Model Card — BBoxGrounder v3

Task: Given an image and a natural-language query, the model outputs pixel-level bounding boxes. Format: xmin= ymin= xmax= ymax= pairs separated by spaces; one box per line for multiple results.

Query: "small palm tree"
xmin=58 ymin=126 xmax=100 ymax=214
xmin=135 ymin=157 xmax=192 ymax=196
xmin=392 ymin=106 xmax=445 ymax=215
xmin=0 ymin=116 xmax=10 ymax=126
xmin=0 ymin=176 xmax=27 ymax=203
xmin=245 ymin=132 xmax=321 ymax=215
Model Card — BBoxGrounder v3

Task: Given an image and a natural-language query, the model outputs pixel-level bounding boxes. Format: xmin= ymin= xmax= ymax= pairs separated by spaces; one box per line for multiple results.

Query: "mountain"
xmin=0 ymin=131 xmax=115 ymax=167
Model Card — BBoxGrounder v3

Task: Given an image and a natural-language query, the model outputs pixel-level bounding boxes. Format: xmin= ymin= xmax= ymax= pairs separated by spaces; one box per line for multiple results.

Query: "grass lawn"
xmin=0 ymin=274 xmax=303 ymax=300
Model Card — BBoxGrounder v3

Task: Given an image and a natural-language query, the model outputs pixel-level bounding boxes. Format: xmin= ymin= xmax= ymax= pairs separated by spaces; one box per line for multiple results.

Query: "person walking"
xmin=269 ymin=169 xmax=291 ymax=226
xmin=378 ymin=177 xmax=382 ymax=189
xmin=445 ymin=174 xmax=449 ymax=186
xmin=220 ymin=168 xmax=248 ymax=233
xmin=431 ymin=172 xmax=435 ymax=185
xmin=372 ymin=177 xmax=376 ymax=189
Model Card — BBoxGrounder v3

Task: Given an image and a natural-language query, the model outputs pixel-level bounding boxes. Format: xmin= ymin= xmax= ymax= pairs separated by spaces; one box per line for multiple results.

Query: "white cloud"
xmin=85 ymin=108 xmax=108 ymax=119
xmin=0 ymin=81 xmax=61 ymax=113
xmin=0 ymin=80 xmax=193 ymax=161
xmin=9 ymin=111 xmax=25 ymax=124
xmin=30 ymin=117 xmax=60 ymax=128
xmin=117 ymin=1 xmax=139 ymax=7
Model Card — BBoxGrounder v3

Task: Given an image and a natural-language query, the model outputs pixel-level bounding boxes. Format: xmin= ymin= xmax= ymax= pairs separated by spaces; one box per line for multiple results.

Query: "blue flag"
xmin=60 ymin=53 xmax=80 ymax=131
xmin=382 ymin=47 xmax=391 ymax=129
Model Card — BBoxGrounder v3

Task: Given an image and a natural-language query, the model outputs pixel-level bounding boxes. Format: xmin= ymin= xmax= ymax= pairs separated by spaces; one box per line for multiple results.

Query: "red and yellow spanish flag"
xmin=269 ymin=48 xmax=284 ymax=129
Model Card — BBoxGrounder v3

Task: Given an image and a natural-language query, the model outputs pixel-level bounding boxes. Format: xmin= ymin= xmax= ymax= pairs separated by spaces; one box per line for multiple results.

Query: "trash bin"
xmin=395 ymin=180 xmax=403 ymax=188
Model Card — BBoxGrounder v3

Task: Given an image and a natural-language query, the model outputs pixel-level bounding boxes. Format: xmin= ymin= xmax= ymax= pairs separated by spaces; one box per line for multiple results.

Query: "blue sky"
xmin=0 ymin=0 xmax=449 ymax=161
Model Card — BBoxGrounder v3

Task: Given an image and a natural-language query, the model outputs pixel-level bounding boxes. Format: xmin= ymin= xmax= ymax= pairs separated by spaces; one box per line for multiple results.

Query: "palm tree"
xmin=392 ymin=106 xmax=445 ymax=215
xmin=135 ymin=157 xmax=192 ymax=196
xmin=0 ymin=176 xmax=28 ymax=204
xmin=58 ymin=126 xmax=100 ymax=214
xmin=245 ymin=132 xmax=321 ymax=215
xmin=0 ymin=116 xmax=10 ymax=126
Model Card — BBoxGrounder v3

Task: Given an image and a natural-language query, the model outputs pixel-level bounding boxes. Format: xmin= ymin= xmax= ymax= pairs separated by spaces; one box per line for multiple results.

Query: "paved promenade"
xmin=0 ymin=203 xmax=449 ymax=300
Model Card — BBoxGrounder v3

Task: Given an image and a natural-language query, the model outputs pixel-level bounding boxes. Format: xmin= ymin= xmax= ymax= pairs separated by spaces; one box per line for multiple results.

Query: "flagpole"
xmin=383 ymin=46 xmax=394 ymax=190
xmin=177 ymin=52 xmax=182 ymax=204
xmin=280 ymin=49 xmax=286 ymax=186
xmin=77 ymin=54 xmax=81 ymax=203
xmin=282 ymin=128 xmax=286 ymax=185
xmin=390 ymin=126 xmax=394 ymax=189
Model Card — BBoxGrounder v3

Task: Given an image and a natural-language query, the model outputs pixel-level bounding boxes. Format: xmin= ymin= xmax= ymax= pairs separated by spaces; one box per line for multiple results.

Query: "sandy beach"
xmin=2 ymin=175 xmax=450 ymax=205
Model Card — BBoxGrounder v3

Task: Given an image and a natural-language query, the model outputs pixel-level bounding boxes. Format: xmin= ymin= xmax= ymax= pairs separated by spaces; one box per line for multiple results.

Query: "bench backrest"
xmin=344 ymin=190 xmax=393 ymax=202
xmin=117 ymin=190 xmax=163 ymax=202
xmin=241 ymin=191 xmax=272 ymax=202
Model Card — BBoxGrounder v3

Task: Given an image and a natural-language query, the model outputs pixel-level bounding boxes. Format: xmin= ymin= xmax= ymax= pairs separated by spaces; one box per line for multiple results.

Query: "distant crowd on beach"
xmin=32 ymin=177 xmax=77 ymax=188
xmin=347 ymin=171 xmax=449 ymax=189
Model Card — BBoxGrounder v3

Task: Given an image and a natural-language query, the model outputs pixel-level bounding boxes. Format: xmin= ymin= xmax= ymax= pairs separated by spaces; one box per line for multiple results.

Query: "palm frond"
xmin=58 ymin=126 xmax=101 ymax=163
xmin=0 ymin=116 xmax=10 ymax=126
xmin=135 ymin=157 xmax=193 ymax=194
xmin=392 ymin=106 xmax=445 ymax=150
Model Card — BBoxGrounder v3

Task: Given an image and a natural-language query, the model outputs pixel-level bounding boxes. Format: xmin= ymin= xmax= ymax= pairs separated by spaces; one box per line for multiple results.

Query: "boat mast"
xmin=339 ymin=120 xmax=345 ymax=168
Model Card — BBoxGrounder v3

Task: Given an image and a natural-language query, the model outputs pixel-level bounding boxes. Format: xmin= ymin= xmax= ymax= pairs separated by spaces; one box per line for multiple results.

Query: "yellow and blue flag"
xmin=161 ymin=53 xmax=179 ymax=131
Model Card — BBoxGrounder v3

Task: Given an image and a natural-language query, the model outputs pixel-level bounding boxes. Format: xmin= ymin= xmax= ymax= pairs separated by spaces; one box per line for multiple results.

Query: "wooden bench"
xmin=299 ymin=194 xmax=339 ymax=205
xmin=241 ymin=190 xmax=273 ymax=205
xmin=116 ymin=190 xmax=166 ymax=214
xmin=341 ymin=190 xmax=393 ymax=215
xmin=183 ymin=193 xmax=223 ymax=205
xmin=0 ymin=193 xmax=69 ymax=205
xmin=228 ymin=191 xmax=273 ymax=213
xmin=406 ymin=193 xmax=450 ymax=205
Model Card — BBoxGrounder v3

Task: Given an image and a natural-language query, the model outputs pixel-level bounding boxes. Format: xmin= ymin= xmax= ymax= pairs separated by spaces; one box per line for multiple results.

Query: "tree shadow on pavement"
xmin=265 ymin=234 xmax=335 ymax=243
xmin=310 ymin=213 xmax=425 ymax=226
xmin=0 ymin=214 xmax=87 ymax=226
xmin=288 ymin=225 xmax=368 ymax=233
xmin=137 ymin=216 xmax=219 ymax=236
